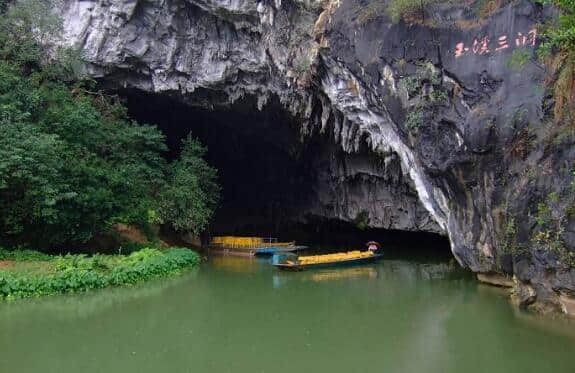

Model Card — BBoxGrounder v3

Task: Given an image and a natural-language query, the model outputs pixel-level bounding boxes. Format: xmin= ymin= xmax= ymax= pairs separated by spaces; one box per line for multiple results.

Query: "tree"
xmin=157 ymin=136 xmax=220 ymax=235
xmin=0 ymin=0 xmax=220 ymax=248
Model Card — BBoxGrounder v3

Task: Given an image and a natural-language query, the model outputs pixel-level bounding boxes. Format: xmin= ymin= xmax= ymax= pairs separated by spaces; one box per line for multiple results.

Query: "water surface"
xmin=1 ymin=254 xmax=575 ymax=373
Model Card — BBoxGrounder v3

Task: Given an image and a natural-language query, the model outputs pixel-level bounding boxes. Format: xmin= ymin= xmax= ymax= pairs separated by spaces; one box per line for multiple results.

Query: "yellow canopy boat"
xmin=210 ymin=236 xmax=306 ymax=256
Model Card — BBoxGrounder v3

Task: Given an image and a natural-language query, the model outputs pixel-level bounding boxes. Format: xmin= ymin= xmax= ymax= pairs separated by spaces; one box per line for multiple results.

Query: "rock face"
xmin=59 ymin=0 xmax=575 ymax=310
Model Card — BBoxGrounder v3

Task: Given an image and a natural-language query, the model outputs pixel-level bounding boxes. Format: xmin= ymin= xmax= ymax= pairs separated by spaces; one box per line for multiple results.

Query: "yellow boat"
xmin=272 ymin=250 xmax=383 ymax=270
xmin=209 ymin=236 xmax=307 ymax=256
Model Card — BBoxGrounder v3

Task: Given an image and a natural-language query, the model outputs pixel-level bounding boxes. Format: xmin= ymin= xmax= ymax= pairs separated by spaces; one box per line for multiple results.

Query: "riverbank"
xmin=0 ymin=247 xmax=200 ymax=300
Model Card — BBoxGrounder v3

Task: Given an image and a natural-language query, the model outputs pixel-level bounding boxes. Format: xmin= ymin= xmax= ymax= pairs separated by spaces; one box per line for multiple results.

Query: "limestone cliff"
xmin=58 ymin=0 xmax=575 ymax=311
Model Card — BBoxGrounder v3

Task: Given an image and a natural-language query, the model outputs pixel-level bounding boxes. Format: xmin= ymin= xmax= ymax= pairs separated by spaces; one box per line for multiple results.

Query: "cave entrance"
xmin=124 ymin=91 xmax=318 ymax=238
xmin=123 ymin=91 xmax=450 ymax=257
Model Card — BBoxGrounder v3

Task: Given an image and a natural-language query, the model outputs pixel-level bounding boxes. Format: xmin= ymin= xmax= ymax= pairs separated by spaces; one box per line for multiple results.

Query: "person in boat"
xmin=366 ymin=241 xmax=381 ymax=252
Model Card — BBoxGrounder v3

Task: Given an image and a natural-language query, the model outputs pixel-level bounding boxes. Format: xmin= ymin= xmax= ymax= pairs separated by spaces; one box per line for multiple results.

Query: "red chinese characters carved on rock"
xmin=472 ymin=36 xmax=490 ymax=55
xmin=454 ymin=28 xmax=537 ymax=58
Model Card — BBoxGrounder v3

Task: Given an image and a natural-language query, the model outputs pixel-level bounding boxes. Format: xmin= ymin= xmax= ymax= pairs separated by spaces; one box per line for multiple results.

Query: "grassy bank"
xmin=0 ymin=247 xmax=201 ymax=300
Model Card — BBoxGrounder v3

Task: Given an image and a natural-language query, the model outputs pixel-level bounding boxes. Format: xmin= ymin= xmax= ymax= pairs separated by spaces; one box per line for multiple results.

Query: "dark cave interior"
xmin=124 ymin=91 xmax=450 ymax=257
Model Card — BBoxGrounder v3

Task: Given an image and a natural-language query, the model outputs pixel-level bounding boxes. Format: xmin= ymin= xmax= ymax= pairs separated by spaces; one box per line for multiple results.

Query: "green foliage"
xmin=530 ymin=190 xmax=575 ymax=265
xmin=0 ymin=248 xmax=53 ymax=261
xmin=0 ymin=0 xmax=220 ymax=247
xmin=538 ymin=0 xmax=575 ymax=124
xmin=538 ymin=0 xmax=575 ymax=58
xmin=429 ymin=88 xmax=448 ymax=103
xmin=500 ymin=215 xmax=517 ymax=253
xmin=403 ymin=76 xmax=421 ymax=97
xmin=0 ymin=63 xmax=169 ymax=246
xmin=387 ymin=0 xmax=443 ymax=23
xmin=0 ymin=0 xmax=77 ymax=78
xmin=400 ymin=62 xmax=449 ymax=134
xmin=405 ymin=109 xmax=424 ymax=132
xmin=157 ymin=136 xmax=220 ymax=235
xmin=354 ymin=211 xmax=370 ymax=230
xmin=506 ymin=48 xmax=532 ymax=71
xmin=0 ymin=247 xmax=200 ymax=300
xmin=535 ymin=201 xmax=552 ymax=226
xmin=356 ymin=1 xmax=386 ymax=25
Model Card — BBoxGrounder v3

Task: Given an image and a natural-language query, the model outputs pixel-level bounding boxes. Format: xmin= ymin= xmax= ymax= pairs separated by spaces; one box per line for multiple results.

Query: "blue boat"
xmin=253 ymin=246 xmax=307 ymax=256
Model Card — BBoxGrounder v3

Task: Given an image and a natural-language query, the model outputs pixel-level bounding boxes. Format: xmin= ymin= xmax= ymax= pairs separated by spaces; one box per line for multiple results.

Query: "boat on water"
xmin=209 ymin=236 xmax=307 ymax=256
xmin=272 ymin=250 xmax=383 ymax=270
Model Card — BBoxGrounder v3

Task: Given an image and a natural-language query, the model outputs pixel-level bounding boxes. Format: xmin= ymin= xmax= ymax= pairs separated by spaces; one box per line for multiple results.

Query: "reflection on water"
xmin=0 ymin=268 xmax=200 ymax=322
xmin=210 ymin=254 xmax=261 ymax=273
xmin=1 ymin=254 xmax=575 ymax=373
xmin=272 ymin=266 xmax=378 ymax=288
xmin=308 ymin=266 xmax=378 ymax=282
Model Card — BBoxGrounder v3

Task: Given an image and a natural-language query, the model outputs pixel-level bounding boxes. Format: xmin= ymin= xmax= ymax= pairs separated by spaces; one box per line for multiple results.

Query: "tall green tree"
xmin=158 ymin=136 xmax=220 ymax=235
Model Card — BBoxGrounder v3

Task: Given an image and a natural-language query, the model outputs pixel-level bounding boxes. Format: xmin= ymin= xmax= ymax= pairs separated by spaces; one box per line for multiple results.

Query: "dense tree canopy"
xmin=0 ymin=0 xmax=219 ymax=248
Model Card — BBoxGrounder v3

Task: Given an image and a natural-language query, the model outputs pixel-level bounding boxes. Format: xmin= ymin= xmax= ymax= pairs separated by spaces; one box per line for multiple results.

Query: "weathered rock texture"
xmin=59 ymin=0 xmax=575 ymax=311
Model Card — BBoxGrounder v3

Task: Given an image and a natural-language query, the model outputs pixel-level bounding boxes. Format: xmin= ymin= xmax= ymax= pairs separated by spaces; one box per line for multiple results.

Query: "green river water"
xmin=1 ymin=253 xmax=575 ymax=373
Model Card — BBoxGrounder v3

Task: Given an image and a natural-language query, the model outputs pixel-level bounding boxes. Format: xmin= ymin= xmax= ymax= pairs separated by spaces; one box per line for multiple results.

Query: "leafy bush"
xmin=506 ymin=48 xmax=532 ymax=71
xmin=387 ymin=0 xmax=443 ymax=23
xmin=538 ymin=0 xmax=575 ymax=58
xmin=400 ymin=61 xmax=449 ymax=134
xmin=0 ymin=247 xmax=200 ymax=300
xmin=356 ymin=1 xmax=386 ymax=25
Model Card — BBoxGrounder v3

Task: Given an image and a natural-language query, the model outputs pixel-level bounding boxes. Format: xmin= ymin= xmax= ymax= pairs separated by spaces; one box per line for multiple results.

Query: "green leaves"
xmin=0 ymin=0 xmax=220 ymax=248
xmin=539 ymin=0 xmax=575 ymax=56
xmin=0 ymin=65 xmax=168 ymax=245
xmin=0 ymin=247 xmax=201 ymax=300
xmin=0 ymin=0 xmax=63 ymax=66
xmin=157 ymin=135 xmax=220 ymax=235
xmin=387 ymin=0 xmax=443 ymax=23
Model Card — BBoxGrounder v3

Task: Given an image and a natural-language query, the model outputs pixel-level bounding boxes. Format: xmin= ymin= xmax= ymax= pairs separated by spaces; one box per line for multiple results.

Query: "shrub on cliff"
xmin=387 ymin=0 xmax=443 ymax=23
xmin=0 ymin=0 xmax=219 ymax=248
xmin=538 ymin=0 xmax=575 ymax=125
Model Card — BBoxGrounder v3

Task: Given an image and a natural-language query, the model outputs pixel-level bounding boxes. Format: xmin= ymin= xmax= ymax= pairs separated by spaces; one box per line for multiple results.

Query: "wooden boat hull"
xmin=273 ymin=254 xmax=383 ymax=270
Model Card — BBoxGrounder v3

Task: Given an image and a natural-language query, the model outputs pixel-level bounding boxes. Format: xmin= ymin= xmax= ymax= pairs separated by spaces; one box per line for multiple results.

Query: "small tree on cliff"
xmin=387 ymin=0 xmax=441 ymax=23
